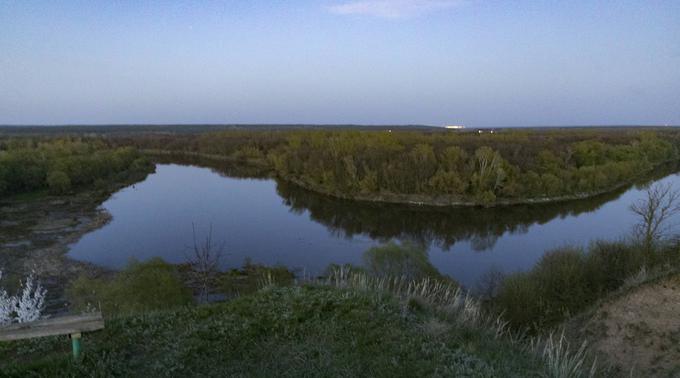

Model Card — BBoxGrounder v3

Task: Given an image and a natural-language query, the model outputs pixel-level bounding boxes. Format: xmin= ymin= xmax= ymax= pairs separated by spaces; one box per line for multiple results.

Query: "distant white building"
xmin=444 ymin=125 xmax=465 ymax=130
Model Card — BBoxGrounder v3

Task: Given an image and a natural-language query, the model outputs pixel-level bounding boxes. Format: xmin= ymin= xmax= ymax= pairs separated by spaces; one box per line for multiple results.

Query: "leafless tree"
xmin=185 ymin=224 xmax=224 ymax=303
xmin=475 ymin=267 xmax=505 ymax=301
xmin=630 ymin=182 xmax=680 ymax=252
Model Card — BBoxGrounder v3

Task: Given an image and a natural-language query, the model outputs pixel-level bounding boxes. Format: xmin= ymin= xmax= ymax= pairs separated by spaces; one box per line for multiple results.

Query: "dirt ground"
xmin=569 ymin=274 xmax=680 ymax=377
xmin=0 ymin=167 xmax=159 ymax=315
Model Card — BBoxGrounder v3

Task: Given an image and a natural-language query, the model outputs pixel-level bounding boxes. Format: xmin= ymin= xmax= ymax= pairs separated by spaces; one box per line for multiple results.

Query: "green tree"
xmin=537 ymin=150 xmax=561 ymax=174
xmin=429 ymin=170 xmax=467 ymax=195
xmin=47 ymin=170 xmax=71 ymax=194
xmin=439 ymin=146 xmax=467 ymax=172
xmin=573 ymin=140 xmax=606 ymax=167
xmin=410 ymin=144 xmax=437 ymax=193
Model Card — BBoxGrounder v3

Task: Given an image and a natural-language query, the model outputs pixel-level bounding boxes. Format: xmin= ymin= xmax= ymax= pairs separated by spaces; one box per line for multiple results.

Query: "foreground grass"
xmin=1 ymin=285 xmax=549 ymax=377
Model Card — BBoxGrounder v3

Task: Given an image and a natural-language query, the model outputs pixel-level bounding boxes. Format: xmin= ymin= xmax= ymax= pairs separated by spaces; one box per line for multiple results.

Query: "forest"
xmin=3 ymin=128 xmax=680 ymax=205
xmin=0 ymin=138 xmax=152 ymax=198
xmin=113 ymin=127 xmax=680 ymax=205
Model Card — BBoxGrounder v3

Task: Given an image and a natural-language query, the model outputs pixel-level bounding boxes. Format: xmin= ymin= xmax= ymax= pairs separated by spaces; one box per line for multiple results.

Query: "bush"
xmin=68 ymin=258 xmax=192 ymax=315
xmin=493 ymin=240 xmax=679 ymax=332
xmin=584 ymin=241 xmax=645 ymax=292
xmin=494 ymin=273 xmax=543 ymax=330
xmin=218 ymin=262 xmax=295 ymax=298
xmin=495 ymin=247 xmax=591 ymax=331
xmin=532 ymin=248 xmax=590 ymax=319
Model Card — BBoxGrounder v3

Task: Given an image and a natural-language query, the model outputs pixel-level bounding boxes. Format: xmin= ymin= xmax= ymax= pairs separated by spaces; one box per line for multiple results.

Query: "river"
xmin=68 ymin=161 xmax=680 ymax=288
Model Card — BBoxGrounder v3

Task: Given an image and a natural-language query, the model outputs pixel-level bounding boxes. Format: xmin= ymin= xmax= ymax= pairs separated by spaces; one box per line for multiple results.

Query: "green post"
xmin=71 ymin=333 xmax=82 ymax=360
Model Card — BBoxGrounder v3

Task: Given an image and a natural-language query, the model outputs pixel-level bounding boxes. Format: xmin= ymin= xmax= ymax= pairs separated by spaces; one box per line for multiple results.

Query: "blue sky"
xmin=1 ymin=0 xmax=679 ymax=126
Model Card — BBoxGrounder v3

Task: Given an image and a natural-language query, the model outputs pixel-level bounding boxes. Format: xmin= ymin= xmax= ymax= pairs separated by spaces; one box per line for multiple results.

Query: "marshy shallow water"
xmin=68 ymin=162 xmax=680 ymax=287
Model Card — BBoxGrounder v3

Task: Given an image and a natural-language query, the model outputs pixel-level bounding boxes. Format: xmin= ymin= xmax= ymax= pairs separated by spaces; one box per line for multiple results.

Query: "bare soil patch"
xmin=569 ymin=274 xmax=680 ymax=377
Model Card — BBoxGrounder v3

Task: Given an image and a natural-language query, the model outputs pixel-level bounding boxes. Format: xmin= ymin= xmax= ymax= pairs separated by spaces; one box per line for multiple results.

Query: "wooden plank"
xmin=1 ymin=313 xmax=103 ymax=329
xmin=0 ymin=313 xmax=104 ymax=342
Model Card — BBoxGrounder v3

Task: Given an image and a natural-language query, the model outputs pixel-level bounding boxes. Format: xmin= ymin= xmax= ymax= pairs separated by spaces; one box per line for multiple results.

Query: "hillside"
xmin=1 ymin=285 xmax=553 ymax=377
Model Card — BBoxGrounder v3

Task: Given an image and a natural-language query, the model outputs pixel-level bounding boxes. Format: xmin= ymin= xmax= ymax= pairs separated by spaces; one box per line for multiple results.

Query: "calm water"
xmin=68 ymin=162 xmax=680 ymax=287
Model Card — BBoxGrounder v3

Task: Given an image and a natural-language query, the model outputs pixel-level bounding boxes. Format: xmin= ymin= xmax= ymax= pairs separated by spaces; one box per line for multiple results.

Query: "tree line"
xmin=112 ymin=128 xmax=680 ymax=205
xmin=0 ymin=138 xmax=151 ymax=197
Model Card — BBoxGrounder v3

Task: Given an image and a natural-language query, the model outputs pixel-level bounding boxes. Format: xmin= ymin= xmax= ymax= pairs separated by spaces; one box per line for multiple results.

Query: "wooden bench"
xmin=0 ymin=312 xmax=104 ymax=359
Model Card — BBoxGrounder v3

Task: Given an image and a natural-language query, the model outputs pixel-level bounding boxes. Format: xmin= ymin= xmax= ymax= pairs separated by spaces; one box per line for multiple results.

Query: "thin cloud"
xmin=328 ymin=0 xmax=461 ymax=18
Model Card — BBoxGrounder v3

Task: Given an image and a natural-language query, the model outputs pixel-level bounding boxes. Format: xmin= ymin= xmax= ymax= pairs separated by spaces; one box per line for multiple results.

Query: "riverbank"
xmin=281 ymin=159 xmax=680 ymax=208
xmin=0 ymin=169 xmax=154 ymax=314
xmin=144 ymin=149 xmax=680 ymax=208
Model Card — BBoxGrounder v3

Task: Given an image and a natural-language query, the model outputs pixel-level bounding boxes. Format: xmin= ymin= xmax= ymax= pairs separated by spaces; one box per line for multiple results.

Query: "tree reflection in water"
xmin=275 ymin=162 xmax=680 ymax=253
xmin=153 ymin=154 xmax=680 ymax=256
xmin=363 ymin=242 xmax=443 ymax=281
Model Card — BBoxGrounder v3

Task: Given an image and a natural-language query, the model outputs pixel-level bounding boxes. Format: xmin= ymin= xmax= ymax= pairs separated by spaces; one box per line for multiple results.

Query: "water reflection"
xmin=67 ymin=158 xmax=680 ymax=288
xmin=152 ymin=153 xmax=272 ymax=179
xmin=363 ymin=242 xmax=443 ymax=281
xmin=277 ymin=178 xmax=619 ymax=252
xmin=159 ymin=153 xmax=680 ymax=251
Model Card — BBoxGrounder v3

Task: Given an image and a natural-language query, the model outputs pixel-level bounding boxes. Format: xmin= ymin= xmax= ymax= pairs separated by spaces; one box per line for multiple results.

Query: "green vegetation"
xmin=68 ymin=258 xmax=193 ymax=315
xmin=7 ymin=243 xmax=657 ymax=376
xmin=0 ymin=138 xmax=152 ymax=198
xmin=4 ymin=128 xmax=680 ymax=375
xmin=491 ymin=240 xmax=680 ymax=333
xmin=120 ymin=128 xmax=680 ymax=205
xmin=270 ymin=130 xmax=677 ymax=205
xmin=217 ymin=261 xmax=296 ymax=298
xmin=2 ymin=276 xmax=566 ymax=377
xmin=6 ymin=128 xmax=680 ymax=205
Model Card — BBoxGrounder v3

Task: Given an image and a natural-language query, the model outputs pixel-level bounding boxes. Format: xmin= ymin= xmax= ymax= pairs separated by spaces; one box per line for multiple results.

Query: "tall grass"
xmin=536 ymin=331 xmax=596 ymax=378
xmin=326 ymin=265 xmax=596 ymax=377
xmin=326 ymin=265 xmax=486 ymax=326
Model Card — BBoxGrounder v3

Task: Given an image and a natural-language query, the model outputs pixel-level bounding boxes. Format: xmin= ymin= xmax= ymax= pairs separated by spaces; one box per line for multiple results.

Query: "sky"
xmin=1 ymin=0 xmax=679 ymax=127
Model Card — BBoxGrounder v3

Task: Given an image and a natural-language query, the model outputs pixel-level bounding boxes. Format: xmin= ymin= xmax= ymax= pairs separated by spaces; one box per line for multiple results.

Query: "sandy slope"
xmin=570 ymin=273 xmax=680 ymax=377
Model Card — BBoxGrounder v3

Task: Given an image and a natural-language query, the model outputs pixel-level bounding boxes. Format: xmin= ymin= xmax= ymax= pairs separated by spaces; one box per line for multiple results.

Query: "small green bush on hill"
xmin=68 ymin=258 xmax=192 ymax=315
xmin=493 ymin=240 xmax=680 ymax=332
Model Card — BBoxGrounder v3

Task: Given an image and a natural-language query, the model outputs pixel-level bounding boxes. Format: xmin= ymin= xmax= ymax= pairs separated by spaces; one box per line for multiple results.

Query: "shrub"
xmin=495 ymin=244 xmax=627 ymax=331
xmin=493 ymin=272 xmax=542 ymax=330
xmin=219 ymin=262 xmax=295 ymax=297
xmin=531 ymin=247 xmax=590 ymax=321
xmin=0 ymin=271 xmax=46 ymax=325
xmin=68 ymin=258 xmax=192 ymax=315
xmin=475 ymin=190 xmax=496 ymax=206
xmin=494 ymin=240 xmax=679 ymax=332
xmin=584 ymin=241 xmax=645 ymax=292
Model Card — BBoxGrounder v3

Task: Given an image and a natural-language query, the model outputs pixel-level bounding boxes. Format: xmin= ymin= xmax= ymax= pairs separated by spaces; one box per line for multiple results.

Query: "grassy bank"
xmin=2 ymin=283 xmax=561 ymax=377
